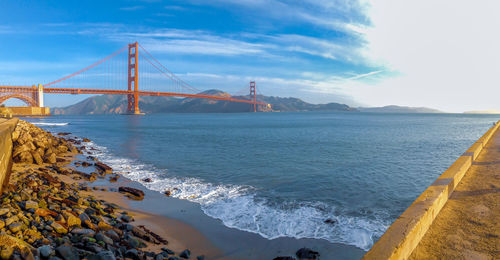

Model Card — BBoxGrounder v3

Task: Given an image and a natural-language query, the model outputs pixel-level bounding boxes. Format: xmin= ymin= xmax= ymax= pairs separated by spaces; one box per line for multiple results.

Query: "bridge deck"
xmin=409 ymin=129 xmax=500 ymax=259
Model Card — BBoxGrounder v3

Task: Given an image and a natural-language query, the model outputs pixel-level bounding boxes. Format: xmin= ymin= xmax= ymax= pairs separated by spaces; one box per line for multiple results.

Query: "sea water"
xmin=27 ymin=112 xmax=500 ymax=251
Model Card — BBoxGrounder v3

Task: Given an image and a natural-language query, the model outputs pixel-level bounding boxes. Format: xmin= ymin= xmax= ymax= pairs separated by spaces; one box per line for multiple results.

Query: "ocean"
xmin=26 ymin=112 xmax=499 ymax=252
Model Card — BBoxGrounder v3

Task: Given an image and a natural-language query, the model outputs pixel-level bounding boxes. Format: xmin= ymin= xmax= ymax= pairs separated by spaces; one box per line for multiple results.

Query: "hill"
xmin=52 ymin=90 xmax=357 ymax=114
xmin=357 ymin=105 xmax=443 ymax=113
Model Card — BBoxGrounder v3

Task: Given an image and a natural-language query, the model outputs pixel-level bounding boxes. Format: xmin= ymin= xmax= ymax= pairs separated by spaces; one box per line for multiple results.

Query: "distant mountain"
xmin=53 ymin=90 xmax=357 ymax=114
xmin=358 ymin=105 xmax=443 ymax=113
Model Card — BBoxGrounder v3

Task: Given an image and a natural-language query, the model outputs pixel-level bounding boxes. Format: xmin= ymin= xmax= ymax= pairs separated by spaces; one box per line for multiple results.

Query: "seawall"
xmin=0 ymin=118 xmax=19 ymax=193
xmin=363 ymin=120 xmax=500 ymax=260
xmin=8 ymin=107 xmax=50 ymax=116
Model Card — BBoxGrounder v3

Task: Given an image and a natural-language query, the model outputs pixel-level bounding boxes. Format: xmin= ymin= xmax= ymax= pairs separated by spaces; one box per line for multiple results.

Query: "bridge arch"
xmin=0 ymin=94 xmax=37 ymax=107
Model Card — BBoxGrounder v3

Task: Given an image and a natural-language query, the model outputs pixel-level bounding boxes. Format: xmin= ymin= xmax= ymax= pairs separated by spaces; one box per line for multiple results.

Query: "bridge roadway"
xmin=409 ymin=128 xmax=500 ymax=259
xmin=0 ymin=86 xmax=267 ymax=106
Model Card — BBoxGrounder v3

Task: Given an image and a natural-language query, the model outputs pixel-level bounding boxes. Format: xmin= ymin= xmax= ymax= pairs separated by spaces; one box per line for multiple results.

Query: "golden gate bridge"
xmin=0 ymin=42 xmax=270 ymax=114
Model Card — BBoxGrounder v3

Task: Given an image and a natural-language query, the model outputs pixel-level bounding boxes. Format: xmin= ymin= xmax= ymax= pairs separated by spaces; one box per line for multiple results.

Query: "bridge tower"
xmin=128 ymin=42 xmax=141 ymax=114
xmin=249 ymin=81 xmax=256 ymax=112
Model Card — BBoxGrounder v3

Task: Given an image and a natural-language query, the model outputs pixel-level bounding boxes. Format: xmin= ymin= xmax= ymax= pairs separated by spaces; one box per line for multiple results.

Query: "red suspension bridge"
xmin=0 ymin=42 xmax=270 ymax=114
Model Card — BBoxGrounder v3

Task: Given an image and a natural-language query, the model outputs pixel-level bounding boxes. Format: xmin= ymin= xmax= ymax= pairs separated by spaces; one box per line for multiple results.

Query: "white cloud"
xmin=343 ymin=0 xmax=500 ymax=112
xmin=120 ymin=6 xmax=144 ymax=11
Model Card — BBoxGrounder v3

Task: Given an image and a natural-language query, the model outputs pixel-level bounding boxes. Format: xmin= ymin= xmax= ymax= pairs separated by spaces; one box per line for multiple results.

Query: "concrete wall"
xmin=0 ymin=118 xmax=19 ymax=193
xmin=8 ymin=107 xmax=50 ymax=116
xmin=363 ymin=121 xmax=500 ymax=260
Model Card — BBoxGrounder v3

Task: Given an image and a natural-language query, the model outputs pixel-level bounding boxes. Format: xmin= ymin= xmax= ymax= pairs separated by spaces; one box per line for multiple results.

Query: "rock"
xmin=118 ymin=187 xmax=144 ymax=200
xmin=0 ymin=220 xmax=4 ymax=229
xmin=273 ymin=257 xmax=294 ymax=260
xmin=56 ymin=145 xmax=68 ymax=154
xmin=66 ymin=215 xmax=81 ymax=228
xmin=17 ymin=151 xmax=34 ymax=164
xmin=196 ymin=256 xmax=205 ymax=260
xmin=127 ymin=237 xmax=140 ymax=248
xmin=5 ymin=216 xmax=18 ymax=226
xmin=20 ymin=246 xmax=35 ymax=260
xmin=161 ymin=248 xmax=175 ymax=255
xmin=324 ymin=218 xmax=337 ymax=224
xmin=44 ymin=153 xmax=57 ymax=164
xmin=51 ymin=222 xmax=68 ymax=234
xmin=35 ymin=208 xmax=58 ymax=217
xmin=104 ymin=230 xmax=119 ymax=241
xmin=25 ymin=200 xmax=39 ymax=210
xmin=79 ymin=212 xmax=91 ymax=222
xmin=0 ymin=247 xmax=13 ymax=260
xmin=0 ymin=208 xmax=9 ymax=216
xmin=87 ymin=251 xmax=116 ymax=260
xmin=179 ymin=249 xmax=190 ymax=259
xmin=120 ymin=215 xmax=133 ymax=223
xmin=97 ymin=221 xmax=112 ymax=231
xmin=164 ymin=190 xmax=171 ymax=197
xmin=95 ymin=233 xmax=113 ymax=245
xmin=55 ymin=245 xmax=79 ymax=260
xmin=124 ymin=249 xmax=140 ymax=260
xmin=95 ymin=163 xmax=112 ymax=174
xmin=109 ymin=175 xmax=119 ymax=182
xmin=83 ymin=138 xmax=91 ymax=142
xmin=38 ymin=245 xmax=54 ymax=258
xmin=32 ymin=151 xmax=44 ymax=165
xmin=0 ymin=235 xmax=34 ymax=256
xmin=71 ymin=228 xmax=95 ymax=237
xmin=168 ymin=257 xmax=181 ymax=260
xmin=295 ymin=248 xmax=320 ymax=260
xmin=8 ymin=222 xmax=22 ymax=233
xmin=142 ymin=178 xmax=152 ymax=183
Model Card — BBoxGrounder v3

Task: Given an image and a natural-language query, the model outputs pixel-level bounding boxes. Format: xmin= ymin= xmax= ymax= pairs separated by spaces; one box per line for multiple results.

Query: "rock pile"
xmin=1 ymin=166 xmax=197 ymax=260
xmin=11 ymin=121 xmax=79 ymax=165
xmin=1 ymin=121 xmax=205 ymax=260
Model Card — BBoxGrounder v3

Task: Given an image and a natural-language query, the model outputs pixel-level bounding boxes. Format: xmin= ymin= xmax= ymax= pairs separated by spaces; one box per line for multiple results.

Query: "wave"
xmin=86 ymin=141 xmax=388 ymax=251
xmin=32 ymin=122 xmax=69 ymax=126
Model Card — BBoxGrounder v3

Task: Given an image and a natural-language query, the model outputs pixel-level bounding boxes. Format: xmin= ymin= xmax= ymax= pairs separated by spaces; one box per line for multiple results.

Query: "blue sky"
xmin=1 ymin=0 xmax=385 ymax=107
xmin=3 ymin=1 xmax=500 ymax=112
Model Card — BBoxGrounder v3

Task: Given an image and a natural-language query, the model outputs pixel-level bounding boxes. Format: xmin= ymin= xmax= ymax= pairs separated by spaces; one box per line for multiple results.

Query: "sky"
xmin=1 ymin=0 xmax=499 ymax=112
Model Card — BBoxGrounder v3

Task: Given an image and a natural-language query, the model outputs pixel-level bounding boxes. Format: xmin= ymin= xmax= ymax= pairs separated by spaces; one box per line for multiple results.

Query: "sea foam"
xmin=86 ymin=140 xmax=387 ymax=251
xmin=32 ymin=122 xmax=69 ymax=126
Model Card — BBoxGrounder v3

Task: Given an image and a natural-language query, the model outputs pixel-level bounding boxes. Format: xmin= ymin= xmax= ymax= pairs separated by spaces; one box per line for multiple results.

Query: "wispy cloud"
xmin=164 ymin=5 xmax=185 ymax=11
xmin=185 ymin=0 xmax=369 ymax=35
xmin=120 ymin=6 xmax=144 ymax=11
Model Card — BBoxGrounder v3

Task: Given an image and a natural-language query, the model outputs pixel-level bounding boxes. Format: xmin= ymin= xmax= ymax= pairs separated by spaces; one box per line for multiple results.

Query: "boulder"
xmin=179 ymin=249 xmax=190 ymax=259
xmin=44 ymin=153 xmax=57 ymax=164
xmin=295 ymin=248 xmax=320 ymax=260
xmin=118 ymin=187 xmax=144 ymax=200
xmin=95 ymin=163 xmax=112 ymax=174
xmin=51 ymin=222 xmax=68 ymax=234
xmin=55 ymin=245 xmax=79 ymax=260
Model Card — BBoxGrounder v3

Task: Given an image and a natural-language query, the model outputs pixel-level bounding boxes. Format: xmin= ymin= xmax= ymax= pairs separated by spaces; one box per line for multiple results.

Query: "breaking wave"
xmin=32 ymin=122 xmax=69 ymax=126
xmin=86 ymin=141 xmax=388 ymax=251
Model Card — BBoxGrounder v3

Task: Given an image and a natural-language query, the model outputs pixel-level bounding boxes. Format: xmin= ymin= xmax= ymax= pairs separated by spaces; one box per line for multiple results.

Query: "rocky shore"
xmin=2 ymin=121 xmax=205 ymax=260
xmin=2 ymin=120 xmax=322 ymax=260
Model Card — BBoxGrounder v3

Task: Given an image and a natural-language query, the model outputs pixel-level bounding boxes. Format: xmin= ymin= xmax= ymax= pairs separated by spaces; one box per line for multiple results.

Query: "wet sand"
xmin=410 ymin=128 xmax=500 ymax=259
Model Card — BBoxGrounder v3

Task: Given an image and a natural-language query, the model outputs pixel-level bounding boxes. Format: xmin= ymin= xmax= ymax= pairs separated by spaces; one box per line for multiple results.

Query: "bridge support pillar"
xmin=127 ymin=42 xmax=142 ymax=115
xmin=37 ymin=84 xmax=44 ymax=107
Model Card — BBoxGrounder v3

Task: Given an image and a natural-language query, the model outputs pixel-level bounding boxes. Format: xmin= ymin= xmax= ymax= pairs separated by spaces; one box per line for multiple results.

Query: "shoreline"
xmin=4 ymin=120 xmax=219 ymax=260
xmin=11 ymin=119 xmax=366 ymax=260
